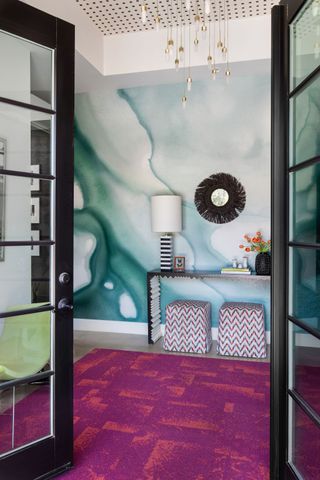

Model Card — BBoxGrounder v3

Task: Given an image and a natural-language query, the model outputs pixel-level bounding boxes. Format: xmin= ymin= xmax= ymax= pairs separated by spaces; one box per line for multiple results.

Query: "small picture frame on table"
xmin=174 ymin=256 xmax=185 ymax=272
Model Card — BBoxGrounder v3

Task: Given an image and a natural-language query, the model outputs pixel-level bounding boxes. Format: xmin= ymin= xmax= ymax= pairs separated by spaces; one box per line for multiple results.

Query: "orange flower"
xmin=268 ymin=240 xmax=271 ymax=244
xmin=239 ymin=245 xmax=244 ymax=249
xmin=256 ymin=231 xmax=262 ymax=237
xmin=245 ymin=247 xmax=251 ymax=253
xmin=252 ymin=237 xmax=259 ymax=243
xmin=255 ymin=246 xmax=260 ymax=251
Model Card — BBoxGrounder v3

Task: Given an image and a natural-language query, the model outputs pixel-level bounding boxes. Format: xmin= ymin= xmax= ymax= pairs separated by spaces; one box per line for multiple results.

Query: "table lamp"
xmin=151 ymin=195 xmax=182 ymax=271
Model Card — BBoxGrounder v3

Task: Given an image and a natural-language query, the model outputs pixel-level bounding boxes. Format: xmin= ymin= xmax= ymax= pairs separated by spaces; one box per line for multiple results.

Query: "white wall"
xmin=21 ymin=0 xmax=104 ymax=74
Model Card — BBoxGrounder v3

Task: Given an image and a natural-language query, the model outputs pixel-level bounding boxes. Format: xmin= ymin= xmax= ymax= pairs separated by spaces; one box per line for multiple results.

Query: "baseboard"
xmin=74 ymin=318 xmax=148 ymax=335
xmin=74 ymin=318 xmax=271 ymax=344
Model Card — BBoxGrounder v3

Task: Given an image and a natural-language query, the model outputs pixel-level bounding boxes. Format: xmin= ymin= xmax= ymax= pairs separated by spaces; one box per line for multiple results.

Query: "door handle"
xmin=57 ymin=298 xmax=73 ymax=312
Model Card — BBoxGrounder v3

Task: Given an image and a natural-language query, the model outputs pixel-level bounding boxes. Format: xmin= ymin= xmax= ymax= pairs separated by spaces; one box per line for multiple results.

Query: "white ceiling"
xmin=74 ymin=0 xmax=279 ymax=36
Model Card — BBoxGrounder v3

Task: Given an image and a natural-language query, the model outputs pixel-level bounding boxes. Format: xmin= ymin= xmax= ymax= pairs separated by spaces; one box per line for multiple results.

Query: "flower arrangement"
xmin=239 ymin=231 xmax=271 ymax=254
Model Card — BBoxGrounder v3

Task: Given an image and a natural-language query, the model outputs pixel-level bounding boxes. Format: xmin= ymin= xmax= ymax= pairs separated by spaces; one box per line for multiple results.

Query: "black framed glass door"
xmin=272 ymin=1 xmax=320 ymax=478
xmin=0 ymin=1 xmax=74 ymax=479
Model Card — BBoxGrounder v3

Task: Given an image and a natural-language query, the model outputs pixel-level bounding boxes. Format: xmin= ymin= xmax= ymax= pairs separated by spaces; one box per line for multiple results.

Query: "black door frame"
xmin=271 ymin=1 xmax=316 ymax=479
xmin=0 ymin=1 xmax=74 ymax=479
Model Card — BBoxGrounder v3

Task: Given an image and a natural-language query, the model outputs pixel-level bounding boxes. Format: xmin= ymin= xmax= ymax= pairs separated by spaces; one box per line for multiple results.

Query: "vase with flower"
xmin=239 ymin=231 xmax=271 ymax=275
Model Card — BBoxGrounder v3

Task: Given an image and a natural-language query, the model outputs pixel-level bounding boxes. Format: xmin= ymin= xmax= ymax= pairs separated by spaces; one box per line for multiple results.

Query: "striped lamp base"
xmin=160 ymin=235 xmax=173 ymax=271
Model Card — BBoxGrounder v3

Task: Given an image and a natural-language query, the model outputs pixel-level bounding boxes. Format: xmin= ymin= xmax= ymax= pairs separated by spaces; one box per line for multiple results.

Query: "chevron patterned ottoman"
xmin=217 ymin=302 xmax=266 ymax=358
xmin=163 ymin=300 xmax=212 ymax=354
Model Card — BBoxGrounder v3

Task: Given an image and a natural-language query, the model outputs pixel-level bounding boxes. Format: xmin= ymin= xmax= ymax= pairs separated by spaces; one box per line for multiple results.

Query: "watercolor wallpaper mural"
xmin=74 ymin=75 xmax=271 ymax=331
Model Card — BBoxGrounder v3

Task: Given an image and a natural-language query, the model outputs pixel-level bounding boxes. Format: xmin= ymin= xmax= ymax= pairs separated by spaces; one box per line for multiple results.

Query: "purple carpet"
xmin=63 ymin=349 xmax=270 ymax=480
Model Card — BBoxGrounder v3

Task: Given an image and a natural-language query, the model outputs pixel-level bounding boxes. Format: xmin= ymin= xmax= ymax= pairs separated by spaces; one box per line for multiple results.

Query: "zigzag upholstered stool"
xmin=217 ymin=302 xmax=266 ymax=358
xmin=163 ymin=300 xmax=212 ymax=354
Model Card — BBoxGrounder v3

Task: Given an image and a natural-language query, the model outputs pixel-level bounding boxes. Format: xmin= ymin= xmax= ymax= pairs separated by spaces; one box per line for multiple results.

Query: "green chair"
xmin=0 ymin=304 xmax=50 ymax=381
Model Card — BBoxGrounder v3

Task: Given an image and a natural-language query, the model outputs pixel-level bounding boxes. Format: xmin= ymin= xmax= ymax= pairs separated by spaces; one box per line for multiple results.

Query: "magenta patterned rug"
xmin=62 ymin=349 xmax=270 ymax=480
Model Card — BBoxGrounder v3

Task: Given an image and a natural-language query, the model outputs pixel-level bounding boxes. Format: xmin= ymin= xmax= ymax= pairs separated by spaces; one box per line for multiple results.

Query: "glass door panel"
xmin=0 ymin=175 xmax=52 ymax=242
xmin=290 ymin=164 xmax=320 ymax=243
xmin=288 ymin=2 xmax=320 ymax=478
xmin=0 ymin=379 xmax=51 ymax=456
xmin=289 ymin=247 xmax=320 ymax=332
xmin=0 ymin=244 xmax=52 ymax=313
xmin=289 ymin=397 xmax=320 ymax=479
xmin=0 ymin=30 xmax=53 ymax=109
xmin=0 ymin=388 xmax=13 ymax=455
xmin=289 ymin=322 xmax=320 ymax=416
xmin=0 ymin=102 xmax=53 ymax=174
xmin=0 ymin=25 xmax=55 ymax=461
xmin=289 ymin=74 xmax=320 ymax=167
xmin=290 ymin=0 xmax=320 ymax=91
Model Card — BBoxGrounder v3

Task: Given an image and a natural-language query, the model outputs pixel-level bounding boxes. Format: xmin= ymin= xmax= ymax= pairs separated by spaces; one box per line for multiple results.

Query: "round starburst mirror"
xmin=194 ymin=172 xmax=246 ymax=224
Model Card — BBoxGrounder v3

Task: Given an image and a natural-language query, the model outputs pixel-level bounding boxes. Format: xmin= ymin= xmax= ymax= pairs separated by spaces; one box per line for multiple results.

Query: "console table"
xmin=147 ymin=270 xmax=270 ymax=344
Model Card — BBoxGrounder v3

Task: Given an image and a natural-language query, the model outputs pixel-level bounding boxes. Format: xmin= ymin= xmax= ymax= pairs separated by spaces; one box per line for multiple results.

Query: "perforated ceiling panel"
xmin=74 ymin=0 xmax=279 ymax=36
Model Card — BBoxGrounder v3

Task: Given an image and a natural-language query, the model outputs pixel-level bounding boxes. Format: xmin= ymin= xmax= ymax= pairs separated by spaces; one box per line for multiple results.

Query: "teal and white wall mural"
xmin=74 ymin=75 xmax=271 ymax=330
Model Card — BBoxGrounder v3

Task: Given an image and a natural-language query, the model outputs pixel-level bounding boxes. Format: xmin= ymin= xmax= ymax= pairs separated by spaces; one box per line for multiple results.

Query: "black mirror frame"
xmin=194 ymin=172 xmax=246 ymax=224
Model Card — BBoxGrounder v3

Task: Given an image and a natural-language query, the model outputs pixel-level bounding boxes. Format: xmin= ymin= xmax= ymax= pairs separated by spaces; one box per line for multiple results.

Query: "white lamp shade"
xmin=151 ymin=195 xmax=182 ymax=233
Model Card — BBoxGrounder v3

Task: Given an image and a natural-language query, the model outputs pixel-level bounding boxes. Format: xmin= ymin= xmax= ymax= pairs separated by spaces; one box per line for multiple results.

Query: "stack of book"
xmin=221 ymin=267 xmax=252 ymax=275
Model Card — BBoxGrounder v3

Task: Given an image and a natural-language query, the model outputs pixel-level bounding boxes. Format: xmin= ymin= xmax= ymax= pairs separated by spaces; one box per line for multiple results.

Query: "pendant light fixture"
xmin=221 ymin=0 xmax=228 ymax=59
xmin=179 ymin=18 xmax=185 ymax=61
xmin=217 ymin=6 xmax=223 ymax=49
xmin=178 ymin=0 xmax=185 ymax=62
xmin=175 ymin=27 xmax=180 ymax=70
xmin=207 ymin=20 xmax=212 ymax=68
xmin=187 ymin=23 xmax=192 ymax=91
xmin=225 ymin=5 xmax=231 ymax=78
xmin=168 ymin=0 xmax=174 ymax=55
xmin=154 ymin=0 xmax=161 ymax=30
xmin=205 ymin=0 xmax=211 ymax=15
xmin=211 ymin=8 xmax=219 ymax=79
xmin=140 ymin=1 xmax=233 ymax=103
xmin=141 ymin=3 xmax=147 ymax=24
xmin=194 ymin=12 xmax=201 ymax=32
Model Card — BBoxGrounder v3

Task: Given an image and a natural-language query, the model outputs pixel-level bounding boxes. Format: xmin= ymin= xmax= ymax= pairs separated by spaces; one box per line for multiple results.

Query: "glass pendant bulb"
xmin=194 ymin=36 xmax=199 ymax=50
xmin=222 ymin=45 xmax=227 ymax=60
xmin=175 ymin=58 xmax=180 ymax=70
xmin=211 ymin=66 xmax=219 ymax=79
xmin=205 ymin=0 xmax=210 ymax=15
xmin=225 ymin=67 xmax=231 ymax=77
xmin=186 ymin=0 xmax=191 ymax=11
xmin=194 ymin=15 xmax=201 ymax=32
xmin=141 ymin=4 xmax=147 ymax=24
xmin=187 ymin=76 xmax=192 ymax=91
xmin=165 ymin=46 xmax=170 ymax=59
xmin=168 ymin=38 xmax=174 ymax=55
xmin=207 ymin=54 xmax=213 ymax=67
xmin=201 ymin=24 xmax=207 ymax=38
xmin=155 ymin=16 xmax=161 ymax=31
xmin=179 ymin=45 xmax=184 ymax=61
xmin=182 ymin=95 xmax=187 ymax=108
